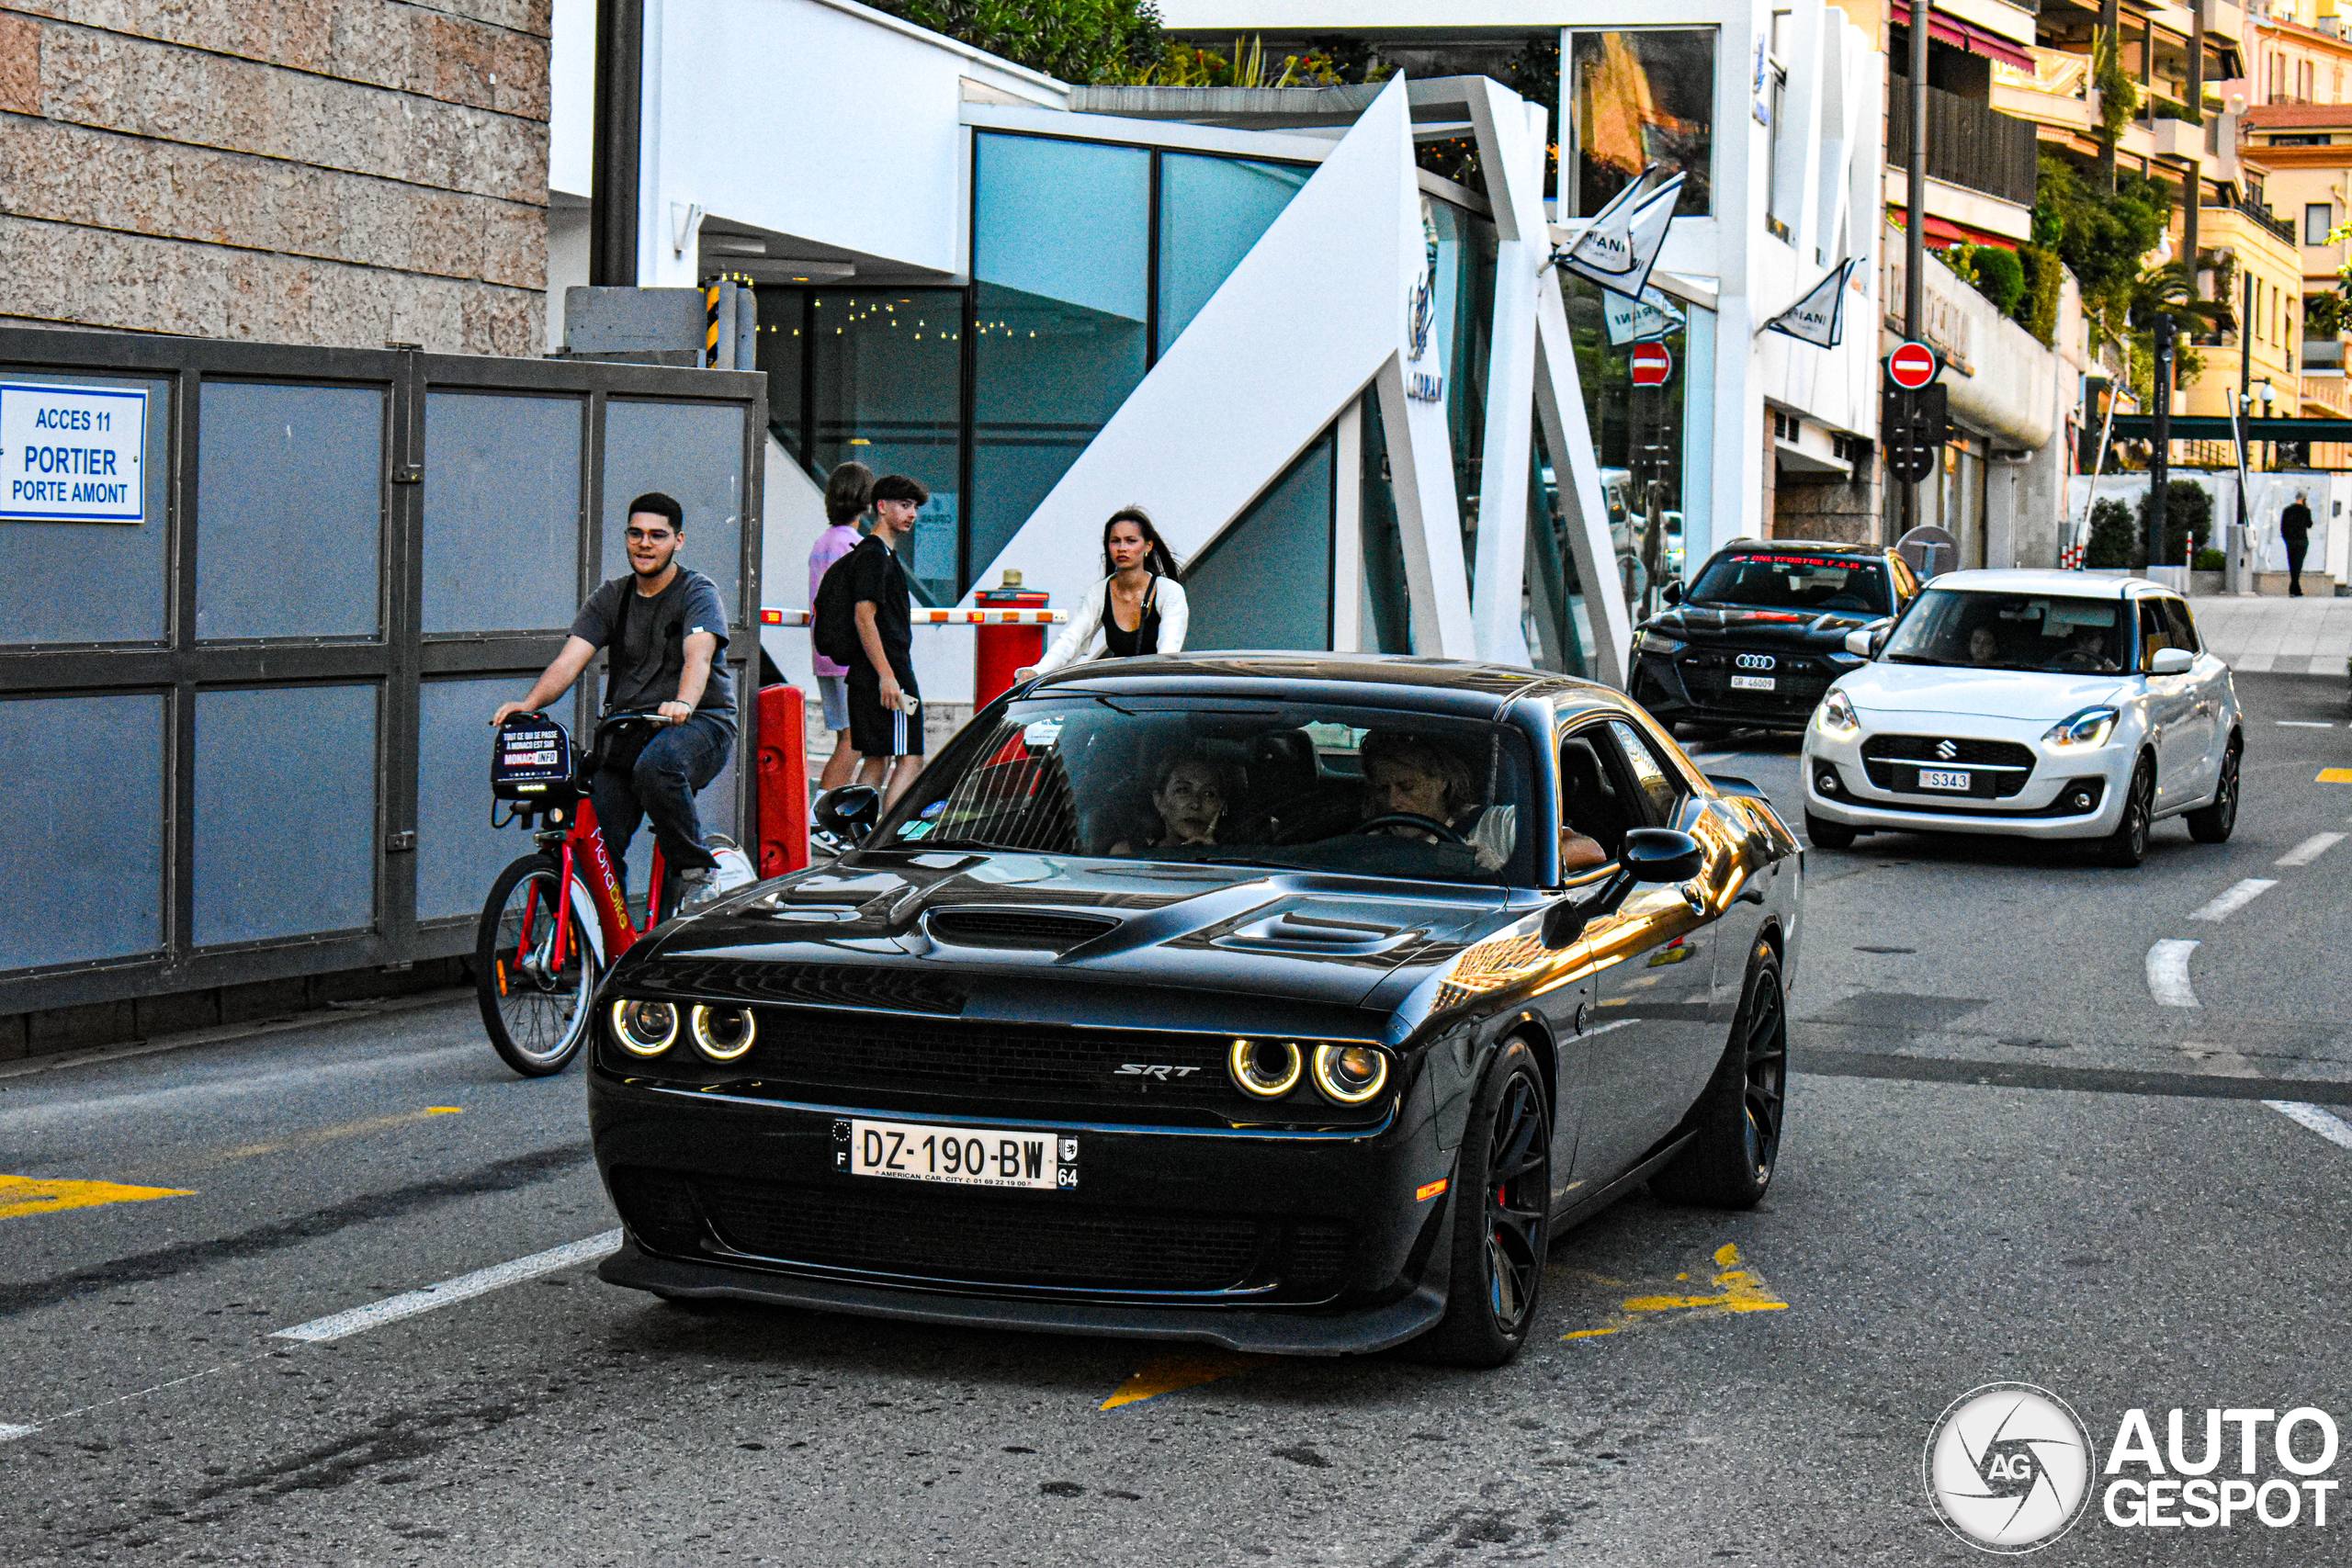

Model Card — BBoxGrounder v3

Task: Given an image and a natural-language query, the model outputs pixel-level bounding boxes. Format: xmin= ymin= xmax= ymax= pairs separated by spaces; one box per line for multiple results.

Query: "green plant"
xmin=2093 ymin=27 xmax=2138 ymax=146
xmin=2085 ymin=497 xmax=2138 ymax=568
xmin=875 ymin=0 xmax=1166 ymax=84
xmin=2150 ymin=96 xmax=2201 ymax=124
xmin=2014 ymin=243 xmax=2064 ymax=345
xmin=2194 ymin=547 xmax=2226 ymax=570
xmin=2137 ymin=479 xmax=2213 ymax=566
xmin=1970 ymin=245 xmax=2027 ymax=315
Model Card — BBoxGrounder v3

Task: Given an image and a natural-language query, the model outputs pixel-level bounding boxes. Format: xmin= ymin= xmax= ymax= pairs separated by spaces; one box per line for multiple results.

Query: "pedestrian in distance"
xmin=491 ymin=491 xmax=739 ymax=908
xmin=845 ymin=473 xmax=927 ymax=809
xmin=2282 ymin=490 xmax=2312 ymax=597
xmin=1018 ymin=506 xmax=1191 ymax=680
xmin=808 ymin=461 xmax=872 ymax=793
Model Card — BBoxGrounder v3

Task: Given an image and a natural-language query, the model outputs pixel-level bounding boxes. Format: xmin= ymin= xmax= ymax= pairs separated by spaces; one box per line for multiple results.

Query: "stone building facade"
xmin=0 ymin=0 xmax=548 ymax=353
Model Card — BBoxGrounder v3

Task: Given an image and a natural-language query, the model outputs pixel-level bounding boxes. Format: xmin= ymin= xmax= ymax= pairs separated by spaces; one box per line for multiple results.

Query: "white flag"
xmin=1555 ymin=170 xmax=1685 ymax=300
xmin=1602 ymin=287 xmax=1688 ymax=346
xmin=1761 ymin=258 xmax=1858 ymax=348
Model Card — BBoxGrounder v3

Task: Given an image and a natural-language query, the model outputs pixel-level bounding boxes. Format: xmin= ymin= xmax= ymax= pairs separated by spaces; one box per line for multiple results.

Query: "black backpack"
xmin=811 ymin=542 xmax=865 ymax=665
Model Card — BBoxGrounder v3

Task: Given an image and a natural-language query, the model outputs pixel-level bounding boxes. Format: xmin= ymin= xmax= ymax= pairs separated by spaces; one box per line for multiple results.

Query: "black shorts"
xmin=846 ymin=667 xmax=922 ymax=758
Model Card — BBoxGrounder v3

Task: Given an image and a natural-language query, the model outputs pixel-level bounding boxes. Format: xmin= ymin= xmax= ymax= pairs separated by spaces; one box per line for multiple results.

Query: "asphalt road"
xmin=6 ymin=671 xmax=2352 ymax=1565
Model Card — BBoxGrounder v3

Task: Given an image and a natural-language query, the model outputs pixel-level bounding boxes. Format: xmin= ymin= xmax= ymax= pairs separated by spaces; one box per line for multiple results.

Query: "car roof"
xmin=1719 ymin=538 xmax=1888 ymax=559
xmin=1915 ymin=569 xmax=2170 ymax=600
xmin=1024 ymin=651 xmax=1629 ymax=720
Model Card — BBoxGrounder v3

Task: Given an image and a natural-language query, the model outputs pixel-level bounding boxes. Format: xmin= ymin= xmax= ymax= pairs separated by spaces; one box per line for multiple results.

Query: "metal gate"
xmin=0 ymin=327 xmax=764 ymax=1018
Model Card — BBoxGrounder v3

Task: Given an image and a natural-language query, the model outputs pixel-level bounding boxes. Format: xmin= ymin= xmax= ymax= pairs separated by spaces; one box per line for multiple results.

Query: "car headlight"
xmin=1815 ymin=690 xmax=1860 ymax=736
xmin=689 ymin=1004 xmax=757 ymax=1062
xmin=2043 ymin=706 xmax=2119 ymax=749
xmin=1311 ymin=1043 xmax=1391 ymax=1106
xmin=1633 ymin=628 xmax=1687 ymax=657
xmin=610 ymin=998 xmax=679 ymax=1057
xmin=1228 ymin=1038 xmax=1303 ymax=1099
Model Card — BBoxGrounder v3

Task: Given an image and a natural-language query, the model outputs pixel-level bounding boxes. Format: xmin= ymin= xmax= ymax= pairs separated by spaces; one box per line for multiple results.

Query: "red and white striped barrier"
xmin=760 ymin=607 xmax=1067 ymax=627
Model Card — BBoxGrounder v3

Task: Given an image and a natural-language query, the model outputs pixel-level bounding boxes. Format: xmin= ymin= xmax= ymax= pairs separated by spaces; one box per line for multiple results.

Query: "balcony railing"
xmin=2211 ymin=197 xmax=2299 ymax=245
xmin=1888 ymin=82 xmax=2040 ymax=209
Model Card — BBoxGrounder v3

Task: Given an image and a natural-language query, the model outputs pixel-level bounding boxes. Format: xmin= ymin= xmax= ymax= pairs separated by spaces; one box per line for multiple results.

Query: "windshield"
xmin=1687 ymin=552 xmax=1889 ymax=614
xmin=1881 ymin=588 xmax=2129 ymax=673
xmin=870 ymin=697 xmax=1536 ymax=886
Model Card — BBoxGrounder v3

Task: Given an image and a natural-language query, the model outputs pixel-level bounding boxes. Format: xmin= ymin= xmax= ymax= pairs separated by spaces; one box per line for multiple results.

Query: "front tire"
xmin=1804 ymin=810 xmax=1857 ymax=850
xmin=2186 ymin=738 xmax=2242 ymax=843
xmin=1650 ymin=945 xmax=1787 ymax=1209
xmin=2096 ymin=760 xmax=2155 ymax=868
xmin=1414 ymin=1041 xmax=1552 ymax=1368
xmin=476 ymin=854 xmax=600 ymax=1077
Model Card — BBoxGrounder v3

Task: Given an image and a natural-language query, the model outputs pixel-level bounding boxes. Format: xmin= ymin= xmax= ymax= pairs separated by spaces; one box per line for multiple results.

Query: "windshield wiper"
xmin=1882 ymin=653 xmax=1951 ymax=666
xmin=883 ymin=835 xmax=1001 ymax=852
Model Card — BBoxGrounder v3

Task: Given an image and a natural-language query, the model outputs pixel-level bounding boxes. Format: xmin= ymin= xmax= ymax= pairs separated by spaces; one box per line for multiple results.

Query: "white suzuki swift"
xmin=1800 ymin=570 xmax=2242 ymax=867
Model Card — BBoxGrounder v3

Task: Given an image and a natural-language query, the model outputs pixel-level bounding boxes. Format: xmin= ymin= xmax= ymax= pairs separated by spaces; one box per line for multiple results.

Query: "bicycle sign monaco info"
xmin=0 ymin=381 xmax=147 ymax=525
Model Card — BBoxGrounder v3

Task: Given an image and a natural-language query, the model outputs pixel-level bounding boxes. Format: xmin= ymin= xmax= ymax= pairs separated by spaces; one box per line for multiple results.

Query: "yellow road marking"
xmin=1101 ymin=1350 xmax=1265 ymax=1410
xmin=0 ymin=1175 xmax=193 ymax=1222
xmin=1563 ymin=1243 xmax=1789 ymax=1339
xmin=2320 ymin=769 xmax=2352 ymax=784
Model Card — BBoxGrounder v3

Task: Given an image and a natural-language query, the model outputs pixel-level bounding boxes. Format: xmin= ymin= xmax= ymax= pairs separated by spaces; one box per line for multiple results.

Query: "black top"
xmin=571 ymin=570 xmax=734 ymax=723
xmin=1100 ymin=575 xmax=1162 ymax=659
xmin=2283 ymin=502 xmax=2312 ymax=540
xmin=843 ymin=536 xmax=916 ymax=687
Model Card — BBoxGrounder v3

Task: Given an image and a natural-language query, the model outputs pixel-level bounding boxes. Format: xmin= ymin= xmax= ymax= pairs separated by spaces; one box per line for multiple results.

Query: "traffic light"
xmin=1881 ymin=382 xmax=1948 ymax=485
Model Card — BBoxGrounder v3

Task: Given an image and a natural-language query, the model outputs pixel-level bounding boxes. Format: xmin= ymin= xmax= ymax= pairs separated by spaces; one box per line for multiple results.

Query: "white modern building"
xmin=546 ymin=0 xmax=1892 ymax=724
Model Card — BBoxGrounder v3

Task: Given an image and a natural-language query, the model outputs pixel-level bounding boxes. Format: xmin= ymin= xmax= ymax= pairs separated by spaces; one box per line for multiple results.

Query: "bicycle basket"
xmin=492 ymin=714 xmax=574 ymax=799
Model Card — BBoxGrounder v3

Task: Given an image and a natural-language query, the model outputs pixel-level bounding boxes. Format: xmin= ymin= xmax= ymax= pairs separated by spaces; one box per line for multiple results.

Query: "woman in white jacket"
xmin=1020 ymin=507 xmax=1190 ymax=677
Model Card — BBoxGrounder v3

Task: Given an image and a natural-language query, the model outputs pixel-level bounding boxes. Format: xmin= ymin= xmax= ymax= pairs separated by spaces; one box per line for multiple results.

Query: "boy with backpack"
xmin=813 ymin=473 xmax=925 ymax=808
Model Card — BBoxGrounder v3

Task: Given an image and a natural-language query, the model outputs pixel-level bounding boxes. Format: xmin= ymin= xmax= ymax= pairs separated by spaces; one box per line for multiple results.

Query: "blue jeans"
xmin=590 ymin=711 xmax=733 ymax=879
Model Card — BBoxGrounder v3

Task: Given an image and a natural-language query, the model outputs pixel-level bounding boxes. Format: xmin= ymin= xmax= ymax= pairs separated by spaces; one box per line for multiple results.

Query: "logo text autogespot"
xmin=2101 ymin=1407 xmax=2339 ymax=1530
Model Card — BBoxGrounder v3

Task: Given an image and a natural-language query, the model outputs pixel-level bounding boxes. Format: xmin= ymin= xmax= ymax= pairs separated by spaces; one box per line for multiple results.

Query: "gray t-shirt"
xmin=570 ymin=570 xmax=735 ymax=725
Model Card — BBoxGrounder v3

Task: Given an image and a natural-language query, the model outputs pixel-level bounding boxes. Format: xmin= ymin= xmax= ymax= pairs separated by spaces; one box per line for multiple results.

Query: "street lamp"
xmin=2256 ymin=378 xmax=2276 ymax=468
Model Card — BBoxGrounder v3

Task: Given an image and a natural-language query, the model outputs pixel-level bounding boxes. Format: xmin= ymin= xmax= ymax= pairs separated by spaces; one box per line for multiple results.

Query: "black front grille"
xmin=610 ymin=1169 xmax=1359 ymax=1293
xmin=926 ymin=909 xmax=1119 ymax=951
xmin=736 ymin=1014 xmax=1240 ymax=1113
xmin=1861 ymin=735 xmax=2036 ymax=768
xmin=1674 ymin=649 xmax=1834 ymax=710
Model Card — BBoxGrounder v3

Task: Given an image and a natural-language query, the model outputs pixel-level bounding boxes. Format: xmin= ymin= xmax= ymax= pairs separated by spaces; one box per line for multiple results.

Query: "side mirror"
xmin=1541 ymin=829 xmax=1708 ymax=949
xmin=2149 ymin=647 xmax=2194 ymax=675
xmin=1660 ymin=580 xmax=1683 ymax=606
xmin=1843 ymin=626 xmax=1875 ymax=658
xmin=812 ymin=784 xmax=881 ymax=844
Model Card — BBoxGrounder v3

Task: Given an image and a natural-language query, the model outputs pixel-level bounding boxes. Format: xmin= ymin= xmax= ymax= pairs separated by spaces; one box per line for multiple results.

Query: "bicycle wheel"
xmin=476 ymin=854 xmax=599 ymax=1077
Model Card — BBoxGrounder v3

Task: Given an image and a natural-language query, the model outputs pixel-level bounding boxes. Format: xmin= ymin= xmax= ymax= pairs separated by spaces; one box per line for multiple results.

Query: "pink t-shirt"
xmin=808 ymin=523 xmax=863 ymax=677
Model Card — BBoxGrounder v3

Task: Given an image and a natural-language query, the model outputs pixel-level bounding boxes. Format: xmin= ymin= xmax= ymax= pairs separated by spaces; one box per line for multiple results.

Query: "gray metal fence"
xmin=0 ymin=327 xmax=764 ymax=1017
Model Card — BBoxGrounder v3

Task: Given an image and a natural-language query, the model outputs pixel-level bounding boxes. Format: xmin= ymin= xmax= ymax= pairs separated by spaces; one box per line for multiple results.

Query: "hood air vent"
xmin=925 ymin=908 xmax=1119 ymax=952
xmin=1218 ymin=912 xmax=1411 ymax=957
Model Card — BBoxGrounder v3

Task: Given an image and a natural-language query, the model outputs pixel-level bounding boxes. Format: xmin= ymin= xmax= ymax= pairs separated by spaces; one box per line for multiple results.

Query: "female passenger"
xmin=1020 ymin=507 xmax=1191 ymax=678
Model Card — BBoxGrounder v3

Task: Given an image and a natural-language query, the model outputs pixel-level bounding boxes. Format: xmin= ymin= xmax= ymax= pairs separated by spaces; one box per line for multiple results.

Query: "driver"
xmin=1966 ymin=625 xmax=2003 ymax=665
xmin=1359 ymin=732 xmax=1604 ymax=873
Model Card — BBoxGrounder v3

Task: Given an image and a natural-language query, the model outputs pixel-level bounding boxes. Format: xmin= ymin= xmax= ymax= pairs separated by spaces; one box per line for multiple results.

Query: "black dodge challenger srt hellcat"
xmin=589 ymin=654 xmax=1804 ymax=1367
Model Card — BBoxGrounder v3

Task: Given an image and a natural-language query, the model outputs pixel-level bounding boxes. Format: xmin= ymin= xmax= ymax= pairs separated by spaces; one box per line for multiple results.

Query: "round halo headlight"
xmin=1227 ymin=1038 xmax=1303 ymax=1100
xmin=1311 ymin=1043 xmax=1391 ymax=1106
xmin=689 ymin=1004 xmax=757 ymax=1063
xmin=610 ymin=998 xmax=679 ymax=1057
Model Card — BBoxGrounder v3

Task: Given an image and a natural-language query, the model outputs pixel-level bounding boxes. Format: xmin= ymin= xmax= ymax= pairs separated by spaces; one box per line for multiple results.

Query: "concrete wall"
xmin=0 ymin=0 xmax=550 ymax=352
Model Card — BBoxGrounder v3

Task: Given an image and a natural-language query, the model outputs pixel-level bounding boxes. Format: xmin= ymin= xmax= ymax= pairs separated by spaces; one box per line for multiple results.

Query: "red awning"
xmin=1890 ymin=2 xmax=2036 ymax=72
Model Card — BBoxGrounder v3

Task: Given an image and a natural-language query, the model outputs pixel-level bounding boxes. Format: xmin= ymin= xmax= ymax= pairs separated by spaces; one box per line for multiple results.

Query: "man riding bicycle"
xmin=492 ymin=491 xmax=737 ymax=909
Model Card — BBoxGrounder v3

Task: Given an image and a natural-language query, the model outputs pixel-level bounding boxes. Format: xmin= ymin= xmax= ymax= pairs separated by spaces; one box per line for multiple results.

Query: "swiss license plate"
xmin=1917 ymin=768 xmax=1973 ymax=792
xmin=840 ymin=1118 xmax=1075 ymax=1190
xmin=1729 ymin=674 xmax=1776 ymax=692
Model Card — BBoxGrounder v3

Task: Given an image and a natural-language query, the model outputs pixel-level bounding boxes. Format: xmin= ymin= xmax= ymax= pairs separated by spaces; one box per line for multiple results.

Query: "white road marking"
xmin=2266 ymin=1100 xmax=2352 ymax=1154
xmin=2146 ymin=940 xmax=2201 ymax=1009
xmin=2188 ymin=878 xmax=2278 ymax=921
xmin=2276 ymin=831 xmax=2346 ymax=867
xmin=271 ymin=1230 xmax=622 ymax=1344
xmin=0 ymin=1423 xmax=36 ymax=1443
xmin=2277 ymin=720 xmax=2336 ymax=728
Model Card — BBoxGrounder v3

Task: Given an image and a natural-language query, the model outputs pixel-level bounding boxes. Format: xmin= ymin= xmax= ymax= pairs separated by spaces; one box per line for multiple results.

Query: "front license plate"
xmin=1917 ymin=768 xmax=1973 ymax=792
xmin=840 ymin=1118 xmax=1075 ymax=1190
xmin=1729 ymin=674 xmax=1776 ymax=692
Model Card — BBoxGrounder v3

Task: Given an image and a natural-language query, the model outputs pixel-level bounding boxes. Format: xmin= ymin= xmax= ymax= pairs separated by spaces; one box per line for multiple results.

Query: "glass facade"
xmin=1157 ymin=154 xmax=1310 ymax=357
xmin=1525 ymin=423 xmax=1595 ymax=679
xmin=1358 ymin=393 xmax=1414 ymax=655
xmin=1568 ymin=30 xmax=1716 ymax=218
xmin=1183 ymin=430 xmax=1336 ymax=650
xmin=1428 ymin=197 xmax=1498 ymax=581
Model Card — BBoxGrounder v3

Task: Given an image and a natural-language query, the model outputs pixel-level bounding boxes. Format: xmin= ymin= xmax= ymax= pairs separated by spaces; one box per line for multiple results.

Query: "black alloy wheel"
xmin=2097 ymin=760 xmax=2155 ymax=868
xmin=1651 ymin=944 xmax=1787 ymax=1209
xmin=1414 ymin=1040 xmax=1552 ymax=1368
xmin=2186 ymin=739 xmax=2242 ymax=844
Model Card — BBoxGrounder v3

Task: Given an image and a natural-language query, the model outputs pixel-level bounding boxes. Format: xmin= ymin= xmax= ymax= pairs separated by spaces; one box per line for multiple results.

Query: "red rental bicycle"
xmin=475 ymin=711 xmax=674 ymax=1077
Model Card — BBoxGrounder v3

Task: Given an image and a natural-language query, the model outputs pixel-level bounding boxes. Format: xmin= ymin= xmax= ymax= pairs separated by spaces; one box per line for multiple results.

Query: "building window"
xmin=1567 ymin=30 xmax=1716 ymax=218
xmin=1156 ymin=153 xmax=1309 ymax=358
xmin=1425 ymin=196 xmax=1498 ymax=579
xmin=1182 ymin=428 xmax=1336 ymax=650
xmin=969 ymin=133 xmax=1152 ymax=589
xmin=2310 ymin=202 xmax=2335 ymax=246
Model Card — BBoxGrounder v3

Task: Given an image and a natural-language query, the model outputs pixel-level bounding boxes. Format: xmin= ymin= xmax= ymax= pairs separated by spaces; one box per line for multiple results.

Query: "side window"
xmin=1559 ymin=728 xmax=1632 ymax=861
xmin=1887 ymin=553 xmax=1918 ymax=603
xmin=2163 ymin=597 xmax=2201 ymax=654
xmin=1604 ymin=720 xmax=1685 ymax=828
xmin=2137 ymin=596 xmax=2182 ymax=668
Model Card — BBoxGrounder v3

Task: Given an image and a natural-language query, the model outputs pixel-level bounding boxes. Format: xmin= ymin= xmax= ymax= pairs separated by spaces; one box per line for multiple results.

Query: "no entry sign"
xmin=1886 ymin=341 xmax=1939 ymax=389
xmin=1630 ymin=343 xmax=1673 ymax=387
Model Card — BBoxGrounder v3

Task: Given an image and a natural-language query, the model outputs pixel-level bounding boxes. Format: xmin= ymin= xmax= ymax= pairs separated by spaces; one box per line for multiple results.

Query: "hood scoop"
xmin=924 ymin=908 xmax=1120 ymax=953
xmin=1216 ymin=911 xmax=1415 ymax=957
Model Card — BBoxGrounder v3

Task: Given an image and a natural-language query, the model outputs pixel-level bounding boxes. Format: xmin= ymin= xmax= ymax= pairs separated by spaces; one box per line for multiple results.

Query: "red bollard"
xmin=973 ymin=570 xmax=1049 ymax=709
xmin=754 ymin=683 xmax=809 ymax=877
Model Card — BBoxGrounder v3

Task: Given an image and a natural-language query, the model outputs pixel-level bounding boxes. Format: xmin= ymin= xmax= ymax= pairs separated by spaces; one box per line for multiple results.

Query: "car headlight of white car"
xmin=1815 ymin=690 xmax=1860 ymax=737
xmin=2042 ymin=706 xmax=2119 ymax=749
